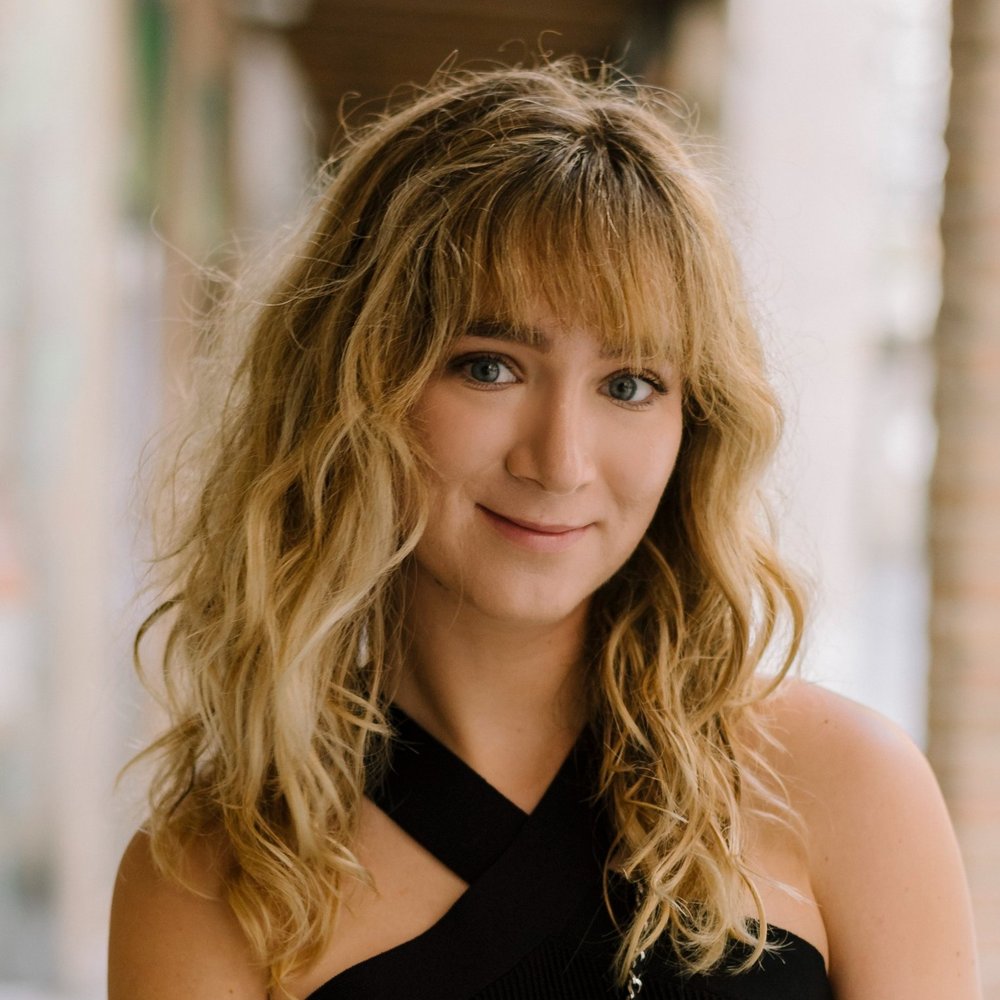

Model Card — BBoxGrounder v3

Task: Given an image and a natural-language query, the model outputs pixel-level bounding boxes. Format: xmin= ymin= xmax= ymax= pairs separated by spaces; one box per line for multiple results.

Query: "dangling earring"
xmin=625 ymin=950 xmax=646 ymax=998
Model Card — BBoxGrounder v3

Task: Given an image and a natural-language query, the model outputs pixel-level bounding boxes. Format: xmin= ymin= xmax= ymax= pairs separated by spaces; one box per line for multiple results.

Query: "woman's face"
xmin=409 ymin=304 xmax=684 ymax=631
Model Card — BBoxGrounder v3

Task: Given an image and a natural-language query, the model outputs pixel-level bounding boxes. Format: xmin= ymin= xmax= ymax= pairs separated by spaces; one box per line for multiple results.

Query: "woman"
xmin=109 ymin=63 xmax=980 ymax=999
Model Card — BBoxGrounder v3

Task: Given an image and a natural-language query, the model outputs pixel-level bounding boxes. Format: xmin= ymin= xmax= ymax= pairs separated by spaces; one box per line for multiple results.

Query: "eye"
xmin=602 ymin=371 xmax=665 ymax=406
xmin=452 ymin=353 xmax=518 ymax=386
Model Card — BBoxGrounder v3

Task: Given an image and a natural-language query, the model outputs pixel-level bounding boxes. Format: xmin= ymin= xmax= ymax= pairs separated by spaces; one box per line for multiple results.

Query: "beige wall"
xmin=721 ymin=0 xmax=950 ymax=740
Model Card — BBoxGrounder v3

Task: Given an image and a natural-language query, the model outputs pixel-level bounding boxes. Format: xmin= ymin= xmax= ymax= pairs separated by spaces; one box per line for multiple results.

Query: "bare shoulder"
xmin=756 ymin=678 xmax=933 ymax=805
xmin=754 ymin=679 xmax=981 ymax=999
xmin=109 ymin=829 xmax=267 ymax=1000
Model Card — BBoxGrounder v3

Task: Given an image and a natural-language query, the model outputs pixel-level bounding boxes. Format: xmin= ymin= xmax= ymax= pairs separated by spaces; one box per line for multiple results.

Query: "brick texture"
xmin=927 ymin=1 xmax=1000 ymax=995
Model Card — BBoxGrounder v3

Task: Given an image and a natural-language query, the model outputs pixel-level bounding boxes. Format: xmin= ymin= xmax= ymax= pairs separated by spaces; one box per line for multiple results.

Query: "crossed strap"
xmin=308 ymin=706 xmax=606 ymax=1000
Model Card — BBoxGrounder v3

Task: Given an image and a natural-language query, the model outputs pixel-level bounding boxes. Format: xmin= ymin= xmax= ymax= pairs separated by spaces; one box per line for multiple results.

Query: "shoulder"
xmin=109 ymin=829 xmax=267 ymax=1000
xmin=753 ymin=679 xmax=981 ymax=999
xmin=755 ymin=678 xmax=931 ymax=810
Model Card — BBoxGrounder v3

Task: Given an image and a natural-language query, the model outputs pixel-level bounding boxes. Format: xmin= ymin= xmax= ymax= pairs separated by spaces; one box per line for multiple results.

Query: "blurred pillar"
xmin=159 ymin=0 xmax=234 ymax=406
xmin=230 ymin=5 xmax=320 ymax=240
xmin=16 ymin=0 xmax=128 ymax=993
xmin=927 ymin=0 xmax=1000 ymax=991
xmin=721 ymin=1 xmax=882 ymax=710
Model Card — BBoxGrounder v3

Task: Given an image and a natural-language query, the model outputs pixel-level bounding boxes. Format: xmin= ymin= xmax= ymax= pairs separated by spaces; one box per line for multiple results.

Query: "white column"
xmin=8 ymin=0 xmax=127 ymax=993
xmin=720 ymin=1 xmax=891 ymax=715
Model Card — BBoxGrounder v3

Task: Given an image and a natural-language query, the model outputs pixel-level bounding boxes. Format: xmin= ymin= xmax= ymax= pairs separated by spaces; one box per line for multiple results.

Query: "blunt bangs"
xmin=422 ymin=140 xmax=689 ymax=374
xmin=332 ymin=70 xmax=735 ymax=424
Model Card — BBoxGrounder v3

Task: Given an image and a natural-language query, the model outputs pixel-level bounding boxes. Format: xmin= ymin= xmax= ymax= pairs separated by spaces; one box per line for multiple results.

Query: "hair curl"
xmin=132 ymin=60 xmax=805 ymax=992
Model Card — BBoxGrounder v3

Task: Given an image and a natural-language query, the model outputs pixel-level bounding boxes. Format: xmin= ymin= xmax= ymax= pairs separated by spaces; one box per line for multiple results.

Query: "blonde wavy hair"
xmin=133 ymin=61 xmax=805 ymax=991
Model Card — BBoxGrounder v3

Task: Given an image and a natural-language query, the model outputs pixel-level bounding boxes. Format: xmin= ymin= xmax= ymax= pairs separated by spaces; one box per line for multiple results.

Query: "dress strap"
xmin=316 ymin=711 xmax=608 ymax=1000
xmin=367 ymin=705 xmax=531 ymax=883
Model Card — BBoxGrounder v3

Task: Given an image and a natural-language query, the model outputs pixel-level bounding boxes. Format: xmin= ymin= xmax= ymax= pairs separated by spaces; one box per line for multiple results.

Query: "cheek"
xmin=608 ymin=423 xmax=683 ymax=519
xmin=411 ymin=388 xmax=465 ymax=480
xmin=412 ymin=386 xmax=508 ymax=487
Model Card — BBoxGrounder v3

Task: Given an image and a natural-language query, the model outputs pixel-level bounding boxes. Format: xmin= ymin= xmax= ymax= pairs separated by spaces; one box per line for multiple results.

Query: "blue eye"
xmin=604 ymin=373 xmax=661 ymax=404
xmin=454 ymin=354 xmax=518 ymax=386
xmin=470 ymin=358 xmax=502 ymax=383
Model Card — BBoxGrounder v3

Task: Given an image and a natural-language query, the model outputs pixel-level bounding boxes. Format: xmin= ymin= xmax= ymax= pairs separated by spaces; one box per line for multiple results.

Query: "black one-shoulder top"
xmin=307 ymin=707 xmax=833 ymax=1000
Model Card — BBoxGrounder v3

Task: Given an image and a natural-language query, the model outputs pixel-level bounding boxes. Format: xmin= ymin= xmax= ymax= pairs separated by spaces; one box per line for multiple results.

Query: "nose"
xmin=504 ymin=393 xmax=595 ymax=495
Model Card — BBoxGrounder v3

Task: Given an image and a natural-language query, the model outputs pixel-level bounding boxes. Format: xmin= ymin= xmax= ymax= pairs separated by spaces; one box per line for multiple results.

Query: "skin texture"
xmin=389 ymin=311 xmax=685 ymax=798
xmin=761 ymin=683 xmax=981 ymax=999
xmin=109 ymin=316 xmax=981 ymax=999
xmin=407 ymin=311 xmax=684 ymax=632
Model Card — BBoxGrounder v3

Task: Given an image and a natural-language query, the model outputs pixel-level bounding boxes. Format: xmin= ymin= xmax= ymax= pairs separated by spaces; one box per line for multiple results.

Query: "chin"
xmin=459 ymin=571 xmax=597 ymax=629
xmin=413 ymin=559 xmax=587 ymax=630
xmin=476 ymin=597 xmax=586 ymax=630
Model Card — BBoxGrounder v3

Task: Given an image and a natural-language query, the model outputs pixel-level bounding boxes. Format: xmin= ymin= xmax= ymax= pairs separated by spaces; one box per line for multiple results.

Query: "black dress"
xmin=307 ymin=707 xmax=833 ymax=1000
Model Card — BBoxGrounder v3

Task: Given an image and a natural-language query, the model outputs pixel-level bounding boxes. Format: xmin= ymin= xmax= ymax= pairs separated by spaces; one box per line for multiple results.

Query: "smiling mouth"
xmin=476 ymin=505 xmax=592 ymax=552
xmin=478 ymin=506 xmax=586 ymax=534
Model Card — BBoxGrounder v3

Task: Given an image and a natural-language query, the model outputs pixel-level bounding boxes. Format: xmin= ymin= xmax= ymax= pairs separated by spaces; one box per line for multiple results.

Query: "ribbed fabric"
xmin=465 ymin=883 xmax=832 ymax=1000
xmin=309 ymin=708 xmax=833 ymax=1000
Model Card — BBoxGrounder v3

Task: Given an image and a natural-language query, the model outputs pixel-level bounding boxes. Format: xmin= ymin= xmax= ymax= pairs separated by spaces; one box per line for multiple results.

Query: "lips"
xmin=478 ymin=506 xmax=587 ymax=534
xmin=475 ymin=505 xmax=593 ymax=554
xmin=484 ymin=508 xmax=586 ymax=535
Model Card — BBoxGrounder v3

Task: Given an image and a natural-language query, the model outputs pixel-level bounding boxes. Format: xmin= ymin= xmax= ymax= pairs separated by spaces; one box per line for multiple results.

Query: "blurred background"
xmin=0 ymin=0 xmax=997 ymax=996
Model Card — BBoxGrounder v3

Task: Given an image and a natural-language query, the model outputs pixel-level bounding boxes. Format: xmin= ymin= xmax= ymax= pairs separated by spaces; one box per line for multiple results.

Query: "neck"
xmin=393 ymin=567 xmax=590 ymax=810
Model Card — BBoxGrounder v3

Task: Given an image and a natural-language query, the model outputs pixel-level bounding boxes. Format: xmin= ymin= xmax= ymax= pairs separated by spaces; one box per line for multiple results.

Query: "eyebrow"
xmin=463 ymin=318 xmax=622 ymax=359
